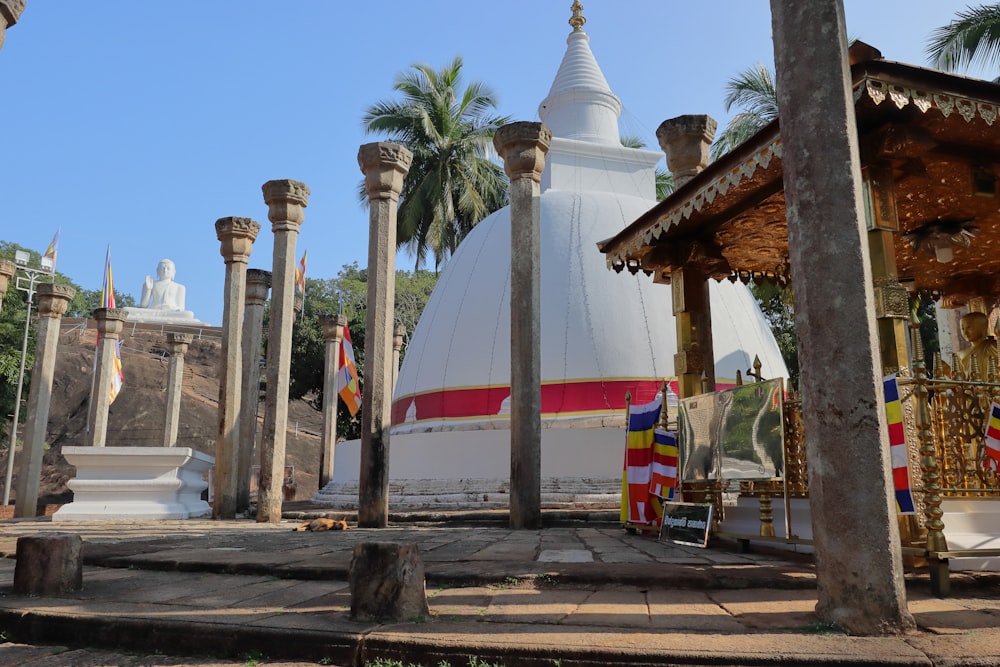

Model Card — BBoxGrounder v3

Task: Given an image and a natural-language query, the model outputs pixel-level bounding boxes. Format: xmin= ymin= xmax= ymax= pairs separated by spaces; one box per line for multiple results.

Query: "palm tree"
xmin=710 ymin=63 xmax=778 ymax=161
xmin=362 ymin=56 xmax=510 ymax=271
xmin=927 ymin=3 xmax=1000 ymax=74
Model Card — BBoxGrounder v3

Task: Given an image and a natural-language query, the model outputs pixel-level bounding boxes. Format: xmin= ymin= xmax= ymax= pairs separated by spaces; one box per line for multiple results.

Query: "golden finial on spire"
xmin=569 ymin=1 xmax=586 ymax=32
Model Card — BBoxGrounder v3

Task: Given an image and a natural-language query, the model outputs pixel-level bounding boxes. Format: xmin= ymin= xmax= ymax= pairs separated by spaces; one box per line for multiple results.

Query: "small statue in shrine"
xmin=955 ymin=311 xmax=999 ymax=379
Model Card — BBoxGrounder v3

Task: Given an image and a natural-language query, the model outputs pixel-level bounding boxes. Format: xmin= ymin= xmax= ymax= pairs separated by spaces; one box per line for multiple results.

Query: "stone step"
xmin=312 ymin=477 xmax=622 ymax=511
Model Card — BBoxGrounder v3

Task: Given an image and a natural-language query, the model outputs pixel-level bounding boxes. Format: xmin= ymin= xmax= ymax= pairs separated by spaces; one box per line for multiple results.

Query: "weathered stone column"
xmin=358 ymin=143 xmax=412 ymax=528
xmin=0 ymin=259 xmax=15 ymax=311
xmin=214 ymin=216 xmax=261 ymax=519
xmin=392 ymin=322 xmax=405 ymax=392
xmin=494 ymin=122 xmax=551 ymax=530
xmin=88 ymin=307 xmax=127 ymax=448
xmin=771 ymin=0 xmax=913 ymax=634
xmin=238 ymin=268 xmax=270 ymax=513
xmin=14 ymin=283 xmax=73 ymax=518
xmin=258 ymin=180 xmax=310 ymax=523
xmin=657 ymin=115 xmax=718 ymax=398
xmin=0 ymin=0 xmax=25 ymax=51
xmin=162 ymin=332 xmax=192 ymax=447
xmin=319 ymin=313 xmax=346 ymax=488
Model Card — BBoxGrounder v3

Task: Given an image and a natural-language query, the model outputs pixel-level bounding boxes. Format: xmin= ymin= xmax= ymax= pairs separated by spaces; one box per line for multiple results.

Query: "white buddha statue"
xmin=124 ymin=258 xmax=206 ymax=325
xmin=141 ymin=259 xmax=187 ymax=311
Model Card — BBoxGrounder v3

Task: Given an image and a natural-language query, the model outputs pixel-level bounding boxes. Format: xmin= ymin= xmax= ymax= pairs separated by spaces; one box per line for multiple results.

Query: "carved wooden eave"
xmin=598 ymin=49 xmax=1000 ymax=302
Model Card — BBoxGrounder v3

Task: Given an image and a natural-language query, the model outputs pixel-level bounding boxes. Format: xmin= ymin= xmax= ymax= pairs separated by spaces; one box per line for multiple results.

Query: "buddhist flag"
xmin=42 ymin=228 xmax=59 ymax=272
xmin=294 ymin=250 xmax=307 ymax=296
xmin=622 ymin=395 xmax=662 ymax=525
xmin=883 ymin=375 xmax=915 ymax=514
xmin=337 ymin=323 xmax=362 ymax=416
xmin=101 ymin=247 xmax=124 ymax=404
xmin=649 ymin=427 xmax=678 ymax=501
xmin=983 ymin=402 xmax=1000 ymax=472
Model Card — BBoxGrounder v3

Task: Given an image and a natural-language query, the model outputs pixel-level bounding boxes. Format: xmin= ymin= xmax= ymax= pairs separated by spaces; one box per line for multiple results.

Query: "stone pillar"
xmin=14 ymin=534 xmax=82 ymax=595
xmin=494 ymin=122 xmax=551 ymax=530
xmin=319 ymin=313 xmax=346 ymax=489
xmin=88 ymin=308 xmax=127 ymax=448
xmin=771 ymin=0 xmax=913 ymax=634
xmin=357 ymin=142 xmax=412 ymax=528
xmin=0 ymin=259 xmax=15 ymax=312
xmin=214 ymin=216 xmax=261 ymax=519
xmin=258 ymin=180 xmax=310 ymax=523
xmin=0 ymin=0 xmax=25 ymax=51
xmin=392 ymin=322 xmax=405 ymax=392
xmin=657 ymin=115 xmax=718 ymax=398
xmin=14 ymin=283 xmax=73 ymax=518
xmin=162 ymin=333 xmax=192 ymax=447
xmin=238 ymin=268 xmax=270 ymax=513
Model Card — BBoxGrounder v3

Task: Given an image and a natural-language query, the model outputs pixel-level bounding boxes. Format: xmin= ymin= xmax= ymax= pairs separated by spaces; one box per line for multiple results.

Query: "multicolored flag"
xmin=649 ymin=427 xmax=678 ymax=501
xmin=337 ymin=322 xmax=362 ymax=417
xmin=294 ymin=250 xmax=307 ymax=297
xmin=621 ymin=395 xmax=662 ymax=525
xmin=983 ymin=402 xmax=1000 ymax=473
xmin=101 ymin=246 xmax=116 ymax=308
xmin=101 ymin=246 xmax=124 ymax=404
xmin=42 ymin=228 xmax=59 ymax=272
xmin=883 ymin=374 xmax=915 ymax=514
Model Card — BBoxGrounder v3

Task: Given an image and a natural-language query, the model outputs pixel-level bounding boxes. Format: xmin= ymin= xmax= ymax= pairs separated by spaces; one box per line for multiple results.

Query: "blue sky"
xmin=0 ymin=1 xmax=991 ymax=326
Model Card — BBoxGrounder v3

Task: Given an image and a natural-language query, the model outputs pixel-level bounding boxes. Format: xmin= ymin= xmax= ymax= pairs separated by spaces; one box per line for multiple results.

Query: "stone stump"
xmin=349 ymin=542 xmax=429 ymax=622
xmin=13 ymin=533 xmax=83 ymax=595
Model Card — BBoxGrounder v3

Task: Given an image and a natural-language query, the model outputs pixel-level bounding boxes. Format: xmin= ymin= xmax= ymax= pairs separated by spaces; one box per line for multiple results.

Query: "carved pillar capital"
xmin=358 ymin=142 xmax=413 ymax=200
xmin=92 ymin=307 xmax=127 ymax=337
xmin=0 ymin=0 xmax=25 ymax=50
xmin=320 ymin=312 xmax=347 ymax=342
xmin=657 ymin=115 xmax=717 ymax=189
xmin=393 ymin=322 xmax=406 ymax=352
xmin=0 ymin=258 xmax=15 ymax=286
xmin=493 ymin=122 xmax=552 ymax=183
xmin=262 ymin=179 xmax=310 ymax=230
xmin=165 ymin=332 xmax=193 ymax=356
xmin=36 ymin=283 xmax=75 ymax=318
xmin=245 ymin=268 xmax=272 ymax=307
xmin=215 ymin=216 xmax=261 ymax=264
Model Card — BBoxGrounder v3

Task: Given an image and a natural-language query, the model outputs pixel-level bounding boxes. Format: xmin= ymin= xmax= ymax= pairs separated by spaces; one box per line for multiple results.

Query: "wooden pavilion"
xmin=598 ymin=42 xmax=1000 ymax=594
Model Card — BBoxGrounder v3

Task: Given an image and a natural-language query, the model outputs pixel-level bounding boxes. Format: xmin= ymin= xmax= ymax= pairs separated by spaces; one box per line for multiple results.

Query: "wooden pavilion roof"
xmin=598 ymin=45 xmax=1000 ymax=304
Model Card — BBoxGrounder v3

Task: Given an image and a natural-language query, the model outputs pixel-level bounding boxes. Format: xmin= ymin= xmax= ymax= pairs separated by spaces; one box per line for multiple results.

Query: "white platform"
xmin=719 ymin=495 xmax=1000 ymax=570
xmin=53 ymin=446 xmax=214 ymax=522
xmin=939 ymin=498 xmax=1000 ymax=571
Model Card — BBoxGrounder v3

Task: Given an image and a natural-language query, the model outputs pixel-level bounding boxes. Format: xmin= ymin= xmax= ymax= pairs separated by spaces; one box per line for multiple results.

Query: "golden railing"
xmin=772 ymin=319 xmax=1000 ymax=554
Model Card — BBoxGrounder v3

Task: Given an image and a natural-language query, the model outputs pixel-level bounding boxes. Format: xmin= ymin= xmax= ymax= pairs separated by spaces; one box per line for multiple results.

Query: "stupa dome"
xmin=318 ymin=11 xmax=787 ymax=507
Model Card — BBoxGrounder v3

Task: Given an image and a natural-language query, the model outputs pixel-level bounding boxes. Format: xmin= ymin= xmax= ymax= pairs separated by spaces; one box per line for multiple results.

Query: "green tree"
xmin=710 ymin=63 xmax=778 ymax=161
xmin=0 ymin=241 xmax=135 ymax=442
xmin=750 ymin=282 xmax=798 ymax=391
xmin=362 ymin=56 xmax=510 ymax=271
xmin=286 ymin=263 xmax=438 ymax=441
xmin=927 ymin=4 xmax=1000 ymax=75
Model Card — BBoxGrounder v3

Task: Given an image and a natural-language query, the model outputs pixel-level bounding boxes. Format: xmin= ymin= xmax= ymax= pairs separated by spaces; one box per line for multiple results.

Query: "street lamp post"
xmin=3 ymin=250 xmax=55 ymax=506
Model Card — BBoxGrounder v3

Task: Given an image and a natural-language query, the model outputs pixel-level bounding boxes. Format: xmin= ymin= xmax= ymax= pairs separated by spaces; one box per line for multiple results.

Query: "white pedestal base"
xmin=53 ymin=446 xmax=214 ymax=522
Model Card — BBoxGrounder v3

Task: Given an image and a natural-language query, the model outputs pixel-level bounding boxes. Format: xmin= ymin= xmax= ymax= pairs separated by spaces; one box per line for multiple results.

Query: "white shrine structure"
xmin=316 ymin=13 xmax=787 ymax=509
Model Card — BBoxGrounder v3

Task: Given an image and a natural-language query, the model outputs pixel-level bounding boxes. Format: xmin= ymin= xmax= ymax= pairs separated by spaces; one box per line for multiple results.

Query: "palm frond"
xmin=362 ymin=56 xmax=509 ymax=270
xmin=927 ymin=4 xmax=1000 ymax=71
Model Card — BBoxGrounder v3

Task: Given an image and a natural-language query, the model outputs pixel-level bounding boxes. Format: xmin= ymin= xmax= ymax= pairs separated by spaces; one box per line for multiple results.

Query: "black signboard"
xmin=659 ymin=502 xmax=713 ymax=548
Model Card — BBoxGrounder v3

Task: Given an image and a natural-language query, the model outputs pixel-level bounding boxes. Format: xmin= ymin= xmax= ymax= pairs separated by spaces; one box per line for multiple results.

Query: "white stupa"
xmin=316 ymin=11 xmax=787 ymax=509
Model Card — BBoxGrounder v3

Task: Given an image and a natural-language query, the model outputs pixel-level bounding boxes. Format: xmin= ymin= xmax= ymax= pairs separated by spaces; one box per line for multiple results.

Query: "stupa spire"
xmin=538 ymin=2 xmax=622 ymax=145
xmin=569 ymin=1 xmax=586 ymax=32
